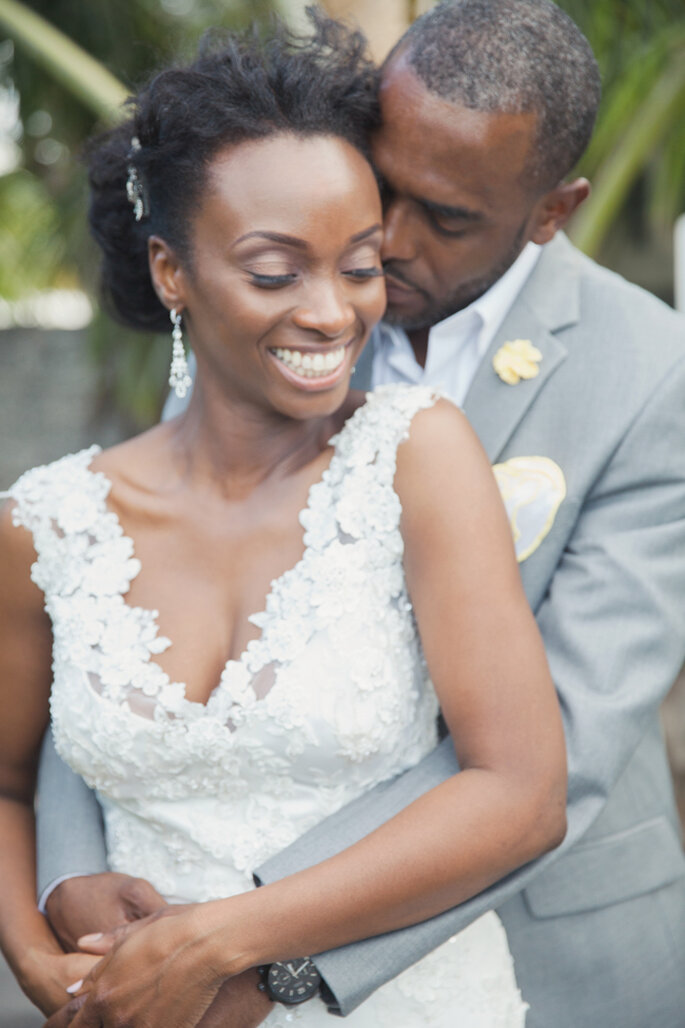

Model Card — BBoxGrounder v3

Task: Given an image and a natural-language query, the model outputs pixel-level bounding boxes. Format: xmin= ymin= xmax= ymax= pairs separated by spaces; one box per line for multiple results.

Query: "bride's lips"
xmin=267 ymin=340 xmax=355 ymax=391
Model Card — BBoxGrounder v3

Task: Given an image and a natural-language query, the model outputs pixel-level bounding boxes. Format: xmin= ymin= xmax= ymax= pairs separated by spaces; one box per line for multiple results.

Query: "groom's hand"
xmin=45 ymin=872 xmax=166 ymax=952
xmin=197 ymin=971 xmax=273 ymax=1028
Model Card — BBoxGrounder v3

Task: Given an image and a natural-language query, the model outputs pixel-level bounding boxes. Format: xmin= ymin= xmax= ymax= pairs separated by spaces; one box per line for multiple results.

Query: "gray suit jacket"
xmin=37 ymin=235 xmax=685 ymax=1026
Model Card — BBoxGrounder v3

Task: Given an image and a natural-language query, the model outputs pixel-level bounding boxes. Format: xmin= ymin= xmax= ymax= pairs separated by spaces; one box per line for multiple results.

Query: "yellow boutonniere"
xmin=493 ymin=339 xmax=543 ymax=385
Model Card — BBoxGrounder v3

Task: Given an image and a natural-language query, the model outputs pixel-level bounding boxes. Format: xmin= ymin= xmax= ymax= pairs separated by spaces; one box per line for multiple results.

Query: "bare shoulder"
xmin=401 ymin=395 xmax=474 ymax=450
xmin=395 ymin=396 xmax=496 ymax=512
xmin=394 ymin=395 xmax=519 ymax=581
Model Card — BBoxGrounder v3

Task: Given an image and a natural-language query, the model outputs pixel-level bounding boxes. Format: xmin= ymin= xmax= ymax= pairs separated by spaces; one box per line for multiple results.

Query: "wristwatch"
xmin=259 ymin=957 xmax=322 ymax=1004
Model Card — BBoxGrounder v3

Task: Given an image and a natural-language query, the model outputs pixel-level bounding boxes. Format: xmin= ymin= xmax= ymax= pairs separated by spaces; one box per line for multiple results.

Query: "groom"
xmin=40 ymin=2 xmax=685 ymax=1026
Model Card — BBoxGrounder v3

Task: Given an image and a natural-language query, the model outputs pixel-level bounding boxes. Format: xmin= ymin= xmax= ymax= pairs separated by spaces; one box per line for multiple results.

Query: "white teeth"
xmin=271 ymin=346 xmax=345 ymax=379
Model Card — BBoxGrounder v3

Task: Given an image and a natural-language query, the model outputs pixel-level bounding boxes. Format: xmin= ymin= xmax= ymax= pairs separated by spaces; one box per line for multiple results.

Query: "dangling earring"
xmin=168 ymin=308 xmax=192 ymax=399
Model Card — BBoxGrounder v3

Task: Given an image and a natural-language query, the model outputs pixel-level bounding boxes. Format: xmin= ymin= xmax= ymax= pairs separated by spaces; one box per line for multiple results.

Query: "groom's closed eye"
xmin=418 ymin=199 xmax=485 ymax=238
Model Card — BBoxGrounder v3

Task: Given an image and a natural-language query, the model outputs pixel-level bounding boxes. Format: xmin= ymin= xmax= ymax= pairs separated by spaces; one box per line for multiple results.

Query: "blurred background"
xmin=0 ymin=1 xmax=684 ymax=1023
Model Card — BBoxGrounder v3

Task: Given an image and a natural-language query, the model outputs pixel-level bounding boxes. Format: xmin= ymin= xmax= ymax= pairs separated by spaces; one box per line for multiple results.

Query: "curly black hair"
xmin=87 ymin=9 xmax=380 ymax=333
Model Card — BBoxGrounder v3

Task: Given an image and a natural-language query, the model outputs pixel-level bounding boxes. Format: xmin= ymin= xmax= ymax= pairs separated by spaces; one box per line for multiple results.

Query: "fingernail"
xmin=66 ymin=979 xmax=83 ymax=994
xmin=78 ymin=932 xmax=103 ymax=945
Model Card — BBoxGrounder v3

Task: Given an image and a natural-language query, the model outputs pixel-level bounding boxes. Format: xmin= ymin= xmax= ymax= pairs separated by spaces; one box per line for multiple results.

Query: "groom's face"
xmin=373 ymin=56 xmax=545 ymax=331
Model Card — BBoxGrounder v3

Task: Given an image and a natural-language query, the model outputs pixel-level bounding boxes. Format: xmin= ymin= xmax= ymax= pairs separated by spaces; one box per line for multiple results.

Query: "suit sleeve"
xmin=255 ymin=355 xmax=685 ymax=1016
xmin=35 ymin=728 xmax=108 ymax=903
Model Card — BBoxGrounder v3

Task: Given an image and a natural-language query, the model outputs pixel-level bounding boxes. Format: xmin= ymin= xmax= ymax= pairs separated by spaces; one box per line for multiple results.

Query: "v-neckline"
xmin=83 ymin=419 xmax=350 ymax=713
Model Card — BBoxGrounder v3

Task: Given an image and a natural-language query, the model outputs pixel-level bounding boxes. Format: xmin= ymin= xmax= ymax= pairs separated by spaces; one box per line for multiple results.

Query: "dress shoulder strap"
xmin=332 ymin=383 xmax=441 ymax=478
xmin=303 ymin=385 xmax=441 ymax=549
xmin=6 ymin=446 xmax=104 ymax=555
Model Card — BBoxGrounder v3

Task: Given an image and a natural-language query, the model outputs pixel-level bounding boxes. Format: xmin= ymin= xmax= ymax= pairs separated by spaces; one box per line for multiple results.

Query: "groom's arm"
xmin=35 ymin=729 xmax=107 ymax=907
xmin=36 ymin=731 xmax=167 ymax=953
xmin=256 ymin=354 xmax=685 ymax=1015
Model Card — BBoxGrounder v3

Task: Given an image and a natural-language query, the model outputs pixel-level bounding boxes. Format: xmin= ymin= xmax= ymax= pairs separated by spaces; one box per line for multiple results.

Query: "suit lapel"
xmin=463 ymin=309 xmax=567 ymax=461
xmin=463 ymin=234 xmax=580 ymax=462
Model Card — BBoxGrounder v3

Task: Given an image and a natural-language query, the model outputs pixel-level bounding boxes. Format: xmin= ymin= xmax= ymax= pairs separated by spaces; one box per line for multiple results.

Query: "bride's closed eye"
xmin=249 ymin=271 xmax=298 ymax=288
xmin=342 ymin=267 xmax=384 ymax=280
xmin=341 ymin=239 xmax=383 ymax=282
xmin=248 ymin=267 xmax=383 ymax=289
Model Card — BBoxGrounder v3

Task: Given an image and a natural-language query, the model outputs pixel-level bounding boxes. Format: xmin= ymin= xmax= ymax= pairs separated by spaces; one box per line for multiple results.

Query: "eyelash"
xmin=344 ymin=268 xmax=384 ymax=280
xmin=250 ymin=268 xmax=383 ymax=288
xmin=250 ymin=273 xmax=297 ymax=288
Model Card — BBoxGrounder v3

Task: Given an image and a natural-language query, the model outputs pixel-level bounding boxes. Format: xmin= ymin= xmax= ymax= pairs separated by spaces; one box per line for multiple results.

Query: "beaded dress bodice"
xmin=9 ymin=384 xmax=526 ymax=1027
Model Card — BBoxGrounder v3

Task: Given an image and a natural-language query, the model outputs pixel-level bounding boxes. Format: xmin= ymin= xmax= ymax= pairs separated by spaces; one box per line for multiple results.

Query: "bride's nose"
xmin=292 ymin=279 xmax=356 ymax=338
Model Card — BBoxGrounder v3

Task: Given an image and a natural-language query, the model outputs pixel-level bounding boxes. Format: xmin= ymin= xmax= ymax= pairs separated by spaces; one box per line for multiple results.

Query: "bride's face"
xmin=153 ymin=133 xmax=385 ymax=421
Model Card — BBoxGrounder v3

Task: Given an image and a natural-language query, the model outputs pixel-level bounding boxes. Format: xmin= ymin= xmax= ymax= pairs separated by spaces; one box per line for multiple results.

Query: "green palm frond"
xmin=569 ymin=33 xmax=685 ymax=255
xmin=0 ymin=0 xmax=127 ymax=121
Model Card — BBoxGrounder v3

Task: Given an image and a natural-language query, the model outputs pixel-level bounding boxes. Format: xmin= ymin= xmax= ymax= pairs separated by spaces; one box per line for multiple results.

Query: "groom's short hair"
xmin=392 ymin=0 xmax=601 ymax=190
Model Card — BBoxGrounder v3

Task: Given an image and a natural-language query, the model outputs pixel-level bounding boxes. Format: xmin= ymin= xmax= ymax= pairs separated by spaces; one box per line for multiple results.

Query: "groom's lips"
xmin=384 ymin=271 xmax=425 ymax=304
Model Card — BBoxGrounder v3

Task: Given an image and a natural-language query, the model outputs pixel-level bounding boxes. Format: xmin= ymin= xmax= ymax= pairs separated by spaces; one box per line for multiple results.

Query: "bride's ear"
xmin=529 ymin=178 xmax=590 ymax=245
xmin=148 ymin=235 xmax=187 ymax=311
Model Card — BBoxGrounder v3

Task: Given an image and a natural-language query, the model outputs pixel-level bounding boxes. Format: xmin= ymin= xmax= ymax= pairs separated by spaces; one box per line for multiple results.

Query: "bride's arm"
xmin=65 ymin=400 xmax=566 ymax=1026
xmin=0 ymin=503 xmax=101 ymax=1014
xmin=221 ymin=399 xmax=566 ymax=952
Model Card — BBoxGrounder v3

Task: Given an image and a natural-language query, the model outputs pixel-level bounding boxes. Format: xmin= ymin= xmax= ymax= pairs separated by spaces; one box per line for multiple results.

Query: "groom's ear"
xmin=529 ymin=178 xmax=590 ymax=245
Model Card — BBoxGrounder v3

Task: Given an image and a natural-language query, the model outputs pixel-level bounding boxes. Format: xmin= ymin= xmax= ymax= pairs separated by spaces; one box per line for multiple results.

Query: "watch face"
xmin=267 ymin=958 xmax=321 ymax=1004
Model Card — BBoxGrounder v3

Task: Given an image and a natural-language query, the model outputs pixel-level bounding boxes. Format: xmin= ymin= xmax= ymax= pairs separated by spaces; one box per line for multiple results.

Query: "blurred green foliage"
xmin=558 ymin=0 xmax=685 ymax=254
xmin=0 ymin=0 xmax=279 ymax=426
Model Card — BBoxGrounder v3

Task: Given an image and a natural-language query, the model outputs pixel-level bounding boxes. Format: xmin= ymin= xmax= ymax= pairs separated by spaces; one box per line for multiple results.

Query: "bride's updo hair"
xmin=87 ymin=9 xmax=380 ymax=332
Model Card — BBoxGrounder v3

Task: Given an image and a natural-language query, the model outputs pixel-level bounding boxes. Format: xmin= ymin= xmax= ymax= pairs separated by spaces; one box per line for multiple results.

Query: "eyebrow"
xmin=349 ymin=223 xmax=383 ymax=243
xmin=418 ymin=199 xmax=485 ymax=222
xmin=233 ymin=224 xmax=383 ymax=249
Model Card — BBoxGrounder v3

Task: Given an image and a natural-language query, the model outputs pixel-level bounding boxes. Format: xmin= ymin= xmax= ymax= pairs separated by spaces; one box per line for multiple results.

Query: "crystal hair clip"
xmin=126 ymin=136 xmax=149 ymax=221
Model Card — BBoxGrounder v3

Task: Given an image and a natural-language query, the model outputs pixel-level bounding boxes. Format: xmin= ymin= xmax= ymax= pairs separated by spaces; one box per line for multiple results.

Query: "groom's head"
xmin=375 ymin=0 xmax=601 ymax=330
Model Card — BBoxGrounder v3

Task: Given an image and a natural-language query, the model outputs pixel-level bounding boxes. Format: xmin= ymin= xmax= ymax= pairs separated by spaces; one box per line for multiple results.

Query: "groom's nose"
xmin=382 ymin=197 xmax=419 ymax=264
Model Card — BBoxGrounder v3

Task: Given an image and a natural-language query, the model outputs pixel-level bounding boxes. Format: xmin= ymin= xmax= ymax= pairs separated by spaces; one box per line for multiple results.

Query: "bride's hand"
xmin=47 ymin=905 xmax=226 ymax=1028
xmin=68 ymin=909 xmax=272 ymax=1028
xmin=43 ymin=968 xmax=272 ymax=1028
xmin=17 ymin=944 xmax=99 ymax=1016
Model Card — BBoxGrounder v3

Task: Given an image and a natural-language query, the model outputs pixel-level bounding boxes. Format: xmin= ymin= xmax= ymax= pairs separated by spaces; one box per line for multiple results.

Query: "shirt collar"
xmin=428 ymin=241 xmax=542 ymax=357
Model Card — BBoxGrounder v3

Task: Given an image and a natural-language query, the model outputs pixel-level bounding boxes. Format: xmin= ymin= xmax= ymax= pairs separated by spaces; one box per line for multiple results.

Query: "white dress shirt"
xmin=372 ymin=242 xmax=542 ymax=405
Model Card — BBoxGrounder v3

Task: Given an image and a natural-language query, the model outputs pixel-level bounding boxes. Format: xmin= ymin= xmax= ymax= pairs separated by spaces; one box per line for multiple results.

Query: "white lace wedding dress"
xmin=9 ymin=384 xmax=527 ymax=1027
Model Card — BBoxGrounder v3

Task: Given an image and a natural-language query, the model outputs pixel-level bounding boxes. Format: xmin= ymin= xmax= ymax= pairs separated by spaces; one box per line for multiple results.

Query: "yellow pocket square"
xmin=493 ymin=456 xmax=566 ymax=562
xmin=493 ymin=339 xmax=542 ymax=385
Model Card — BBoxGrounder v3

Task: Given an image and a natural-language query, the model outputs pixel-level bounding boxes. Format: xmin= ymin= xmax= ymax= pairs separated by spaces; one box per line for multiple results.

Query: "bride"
xmin=0 ymin=13 xmax=566 ymax=1028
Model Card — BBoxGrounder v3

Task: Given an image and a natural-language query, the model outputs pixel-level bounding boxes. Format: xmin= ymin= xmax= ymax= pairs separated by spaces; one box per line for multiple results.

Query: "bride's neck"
xmin=166 ymin=376 xmax=334 ymax=498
